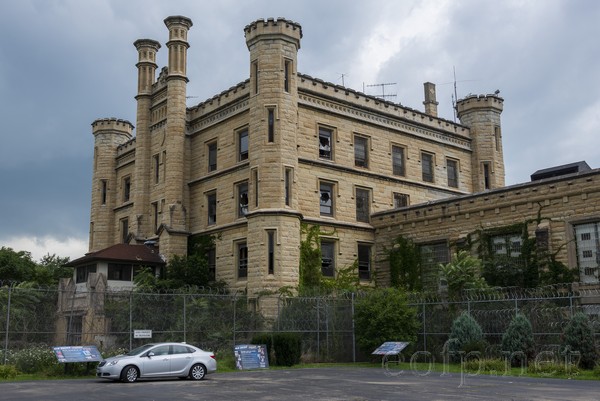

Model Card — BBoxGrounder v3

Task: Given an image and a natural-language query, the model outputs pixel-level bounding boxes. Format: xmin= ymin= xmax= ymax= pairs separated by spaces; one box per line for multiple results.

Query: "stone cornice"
xmin=188 ymin=98 xmax=249 ymax=135
xmin=298 ymin=91 xmax=472 ymax=151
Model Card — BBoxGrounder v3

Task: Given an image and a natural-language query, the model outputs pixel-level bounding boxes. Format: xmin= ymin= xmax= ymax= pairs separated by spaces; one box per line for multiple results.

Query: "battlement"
xmin=244 ymin=17 xmax=302 ymax=49
xmin=91 ymin=118 xmax=134 ymax=134
xmin=456 ymin=93 xmax=504 ymax=114
xmin=298 ymin=73 xmax=469 ymax=137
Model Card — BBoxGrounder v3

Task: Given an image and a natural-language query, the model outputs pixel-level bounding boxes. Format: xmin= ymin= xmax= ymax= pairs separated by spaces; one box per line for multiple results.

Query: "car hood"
xmin=102 ymin=354 xmax=137 ymax=363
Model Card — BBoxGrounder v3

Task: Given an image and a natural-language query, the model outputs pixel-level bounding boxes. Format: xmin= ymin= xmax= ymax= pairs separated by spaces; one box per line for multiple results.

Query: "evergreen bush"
xmin=447 ymin=312 xmax=485 ymax=361
xmin=561 ymin=312 xmax=597 ymax=370
xmin=501 ymin=314 xmax=535 ymax=367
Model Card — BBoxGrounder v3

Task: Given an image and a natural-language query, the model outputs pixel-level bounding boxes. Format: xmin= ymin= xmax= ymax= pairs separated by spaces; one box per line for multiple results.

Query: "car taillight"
xmin=210 ymin=354 xmax=216 ymax=359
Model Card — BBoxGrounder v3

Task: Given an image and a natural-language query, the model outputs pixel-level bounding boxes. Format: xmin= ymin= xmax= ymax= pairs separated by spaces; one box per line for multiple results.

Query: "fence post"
xmin=183 ymin=294 xmax=187 ymax=343
xmin=422 ymin=303 xmax=427 ymax=353
xmin=569 ymin=293 xmax=574 ymax=318
xmin=3 ymin=284 xmax=12 ymax=364
xmin=351 ymin=293 xmax=356 ymax=363
xmin=232 ymin=293 xmax=237 ymax=350
xmin=317 ymin=298 xmax=320 ymax=362
xmin=129 ymin=292 xmax=133 ymax=350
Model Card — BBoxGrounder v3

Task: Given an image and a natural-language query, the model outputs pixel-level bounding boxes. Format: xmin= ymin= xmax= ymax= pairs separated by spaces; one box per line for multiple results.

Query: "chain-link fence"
xmin=1 ymin=283 xmax=599 ymax=363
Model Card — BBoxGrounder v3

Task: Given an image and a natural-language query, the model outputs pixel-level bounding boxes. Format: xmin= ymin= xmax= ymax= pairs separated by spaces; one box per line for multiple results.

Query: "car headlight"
xmin=107 ymin=360 xmax=120 ymax=366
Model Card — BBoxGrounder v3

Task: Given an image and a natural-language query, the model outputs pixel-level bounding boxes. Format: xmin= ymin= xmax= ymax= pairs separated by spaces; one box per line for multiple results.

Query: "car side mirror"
xmin=147 ymin=351 xmax=155 ymax=358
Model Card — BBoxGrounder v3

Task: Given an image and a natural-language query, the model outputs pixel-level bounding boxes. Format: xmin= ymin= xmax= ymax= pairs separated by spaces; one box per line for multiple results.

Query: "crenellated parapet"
xmin=456 ymin=93 xmax=504 ymax=114
xmin=244 ymin=17 xmax=302 ymax=50
xmin=298 ymin=73 xmax=470 ymax=141
xmin=91 ymin=118 xmax=134 ymax=138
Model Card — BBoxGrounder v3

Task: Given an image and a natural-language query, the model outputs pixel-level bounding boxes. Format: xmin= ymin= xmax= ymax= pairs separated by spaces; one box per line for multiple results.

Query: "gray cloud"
xmin=1 ymin=0 xmax=599 ymax=259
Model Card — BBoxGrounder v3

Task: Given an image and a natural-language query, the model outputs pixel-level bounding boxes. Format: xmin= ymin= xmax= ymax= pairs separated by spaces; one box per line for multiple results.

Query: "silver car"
xmin=96 ymin=342 xmax=217 ymax=382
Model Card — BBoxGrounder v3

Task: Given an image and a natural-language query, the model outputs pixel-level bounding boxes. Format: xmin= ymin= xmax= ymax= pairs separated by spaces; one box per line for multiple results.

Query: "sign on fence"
xmin=52 ymin=346 xmax=103 ymax=363
xmin=134 ymin=329 xmax=153 ymax=339
xmin=234 ymin=344 xmax=269 ymax=370
xmin=372 ymin=342 xmax=410 ymax=356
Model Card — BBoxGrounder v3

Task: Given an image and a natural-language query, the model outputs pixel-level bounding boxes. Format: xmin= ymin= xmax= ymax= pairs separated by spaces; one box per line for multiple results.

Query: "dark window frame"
xmin=421 ymin=152 xmax=434 ymax=183
xmin=321 ymin=240 xmax=335 ymax=277
xmin=354 ymin=135 xmax=369 ymax=168
xmin=319 ymin=182 xmax=334 ymax=217
xmin=319 ymin=127 xmax=333 ymax=160
xmin=207 ymin=192 xmax=217 ymax=226
xmin=238 ymin=128 xmax=249 ymax=162
xmin=392 ymin=145 xmax=405 ymax=176
xmin=358 ymin=244 xmax=371 ymax=280
xmin=238 ymin=242 xmax=248 ymax=279
xmin=355 ymin=187 xmax=370 ymax=223
xmin=447 ymin=158 xmax=459 ymax=188
xmin=208 ymin=141 xmax=217 ymax=172
xmin=237 ymin=181 xmax=249 ymax=218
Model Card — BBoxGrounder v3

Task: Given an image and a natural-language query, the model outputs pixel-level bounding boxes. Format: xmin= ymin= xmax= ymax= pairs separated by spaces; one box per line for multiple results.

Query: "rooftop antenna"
xmin=365 ymin=82 xmax=397 ymax=100
xmin=338 ymin=73 xmax=347 ymax=87
xmin=452 ymin=66 xmax=458 ymax=122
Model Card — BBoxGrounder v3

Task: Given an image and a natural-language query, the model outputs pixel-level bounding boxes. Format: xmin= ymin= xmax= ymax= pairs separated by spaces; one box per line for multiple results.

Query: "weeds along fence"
xmin=1 ymin=283 xmax=599 ymax=363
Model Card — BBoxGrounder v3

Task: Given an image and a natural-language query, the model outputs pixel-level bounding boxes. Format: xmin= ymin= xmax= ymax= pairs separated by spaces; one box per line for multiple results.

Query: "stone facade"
xmin=89 ymin=16 xmax=509 ymax=296
xmin=372 ymin=168 xmax=600 ymax=288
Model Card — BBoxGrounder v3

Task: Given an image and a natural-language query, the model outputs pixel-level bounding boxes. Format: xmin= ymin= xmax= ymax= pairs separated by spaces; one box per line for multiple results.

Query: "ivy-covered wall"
xmin=372 ymin=169 xmax=600 ymax=290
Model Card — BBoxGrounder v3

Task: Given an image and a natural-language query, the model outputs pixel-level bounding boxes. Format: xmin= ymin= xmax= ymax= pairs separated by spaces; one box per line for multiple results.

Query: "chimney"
xmin=423 ymin=82 xmax=439 ymax=117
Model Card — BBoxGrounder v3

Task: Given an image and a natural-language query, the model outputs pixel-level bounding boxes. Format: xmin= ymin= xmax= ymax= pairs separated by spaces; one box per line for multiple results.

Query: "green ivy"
xmin=297 ymin=223 xmax=368 ymax=295
xmin=384 ymin=236 xmax=422 ymax=291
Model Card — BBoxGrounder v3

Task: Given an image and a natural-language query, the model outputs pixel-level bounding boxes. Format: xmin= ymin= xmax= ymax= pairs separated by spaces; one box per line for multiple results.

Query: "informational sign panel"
xmin=52 ymin=346 xmax=103 ymax=363
xmin=134 ymin=329 xmax=153 ymax=339
xmin=372 ymin=342 xmax=410 ymax=355
xmin=234 ymin=344 xmax=269 ymax=370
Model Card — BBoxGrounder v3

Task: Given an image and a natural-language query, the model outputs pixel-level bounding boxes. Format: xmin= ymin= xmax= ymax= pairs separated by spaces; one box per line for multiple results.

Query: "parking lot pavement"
xmin=1 ymin=367 xmax=599 ymax=401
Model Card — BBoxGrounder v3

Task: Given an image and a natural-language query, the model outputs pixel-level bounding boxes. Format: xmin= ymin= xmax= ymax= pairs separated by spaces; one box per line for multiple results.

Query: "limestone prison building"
xmin=74 ymin=15 xmax=600 ymax=299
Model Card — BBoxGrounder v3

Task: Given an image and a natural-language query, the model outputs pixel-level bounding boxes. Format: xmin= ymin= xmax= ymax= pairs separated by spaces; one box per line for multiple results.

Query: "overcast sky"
xmin=1 ymin=0 xmax=599 ymax=261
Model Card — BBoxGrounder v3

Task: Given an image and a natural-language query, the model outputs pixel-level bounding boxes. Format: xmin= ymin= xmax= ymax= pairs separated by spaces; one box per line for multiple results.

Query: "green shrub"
xmin=447 ymin=312 xmax=485 ymax=361
xmin=354 ymin=288 xmax=419 ymax=355
xmin=561 ymin=312 xmax=597 ymax=370
xmin=501 ymin=314 xmax=535 ymax=367
xmin=251 ymin=332 xmax=301 ymax=367
xmin=12 ymin=345 xmax=59 ymax=374
xmin=0 ymin=364 xmax=19 ymax=379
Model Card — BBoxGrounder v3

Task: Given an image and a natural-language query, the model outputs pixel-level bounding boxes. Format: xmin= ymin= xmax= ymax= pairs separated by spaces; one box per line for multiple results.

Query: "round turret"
xmin=456 ymin=94 xmax=505 ymax=191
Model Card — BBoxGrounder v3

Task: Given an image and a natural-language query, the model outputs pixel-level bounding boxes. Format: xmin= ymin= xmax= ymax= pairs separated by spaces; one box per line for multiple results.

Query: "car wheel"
xmin=121 ymin=365 xmax=139 ymax=383
xmin=189 ymin=363 xmax=206 ymax=380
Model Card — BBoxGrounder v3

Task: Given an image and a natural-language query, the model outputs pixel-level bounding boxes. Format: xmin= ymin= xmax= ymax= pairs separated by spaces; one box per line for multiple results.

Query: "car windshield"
xmin=125 ymin=344 xmax=156 ymax=356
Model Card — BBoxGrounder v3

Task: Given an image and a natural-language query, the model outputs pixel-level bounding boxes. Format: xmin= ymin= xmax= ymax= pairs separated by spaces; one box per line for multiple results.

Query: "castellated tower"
xmin=244 ymin=18 xmax=303 ymax=296
xmin=456 ymin=94 xmax=505 ymax=192
xmin=133 ymin=38 xmax=160 ymax=242
xmin=160 ymin=16 xmax=193 ymax=256
xmin=90 ymin=118 xmax=134 ymax=251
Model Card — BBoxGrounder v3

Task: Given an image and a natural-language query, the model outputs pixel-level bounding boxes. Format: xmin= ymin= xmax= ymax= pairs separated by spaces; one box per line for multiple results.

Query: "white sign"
xmin=134 ymin=330 xmax=152 ymax=339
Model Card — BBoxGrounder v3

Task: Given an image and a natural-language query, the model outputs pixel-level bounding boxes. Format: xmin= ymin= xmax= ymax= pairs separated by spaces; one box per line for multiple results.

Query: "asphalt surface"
xmin=1 ymin=367 xmax=599 ymax=401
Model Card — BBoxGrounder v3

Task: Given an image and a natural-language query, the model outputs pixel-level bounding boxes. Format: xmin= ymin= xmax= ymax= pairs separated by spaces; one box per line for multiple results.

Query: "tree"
xmin=0 ymin=247 xmax=37 ymax=283
xmin=447 ymin=312 xmax=485 ymax=359
xmin=501 ymin=314 xmax=535 ymax=366
xmin=562 ymin=312 xmax=597 ymax=369
xmin=35 ymin=254 xmax=72 ymax=286
xmin=354 ymin=288 xmax=419 ymax=354
xmin=439 ymin=251 xmax=488 ymax=297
